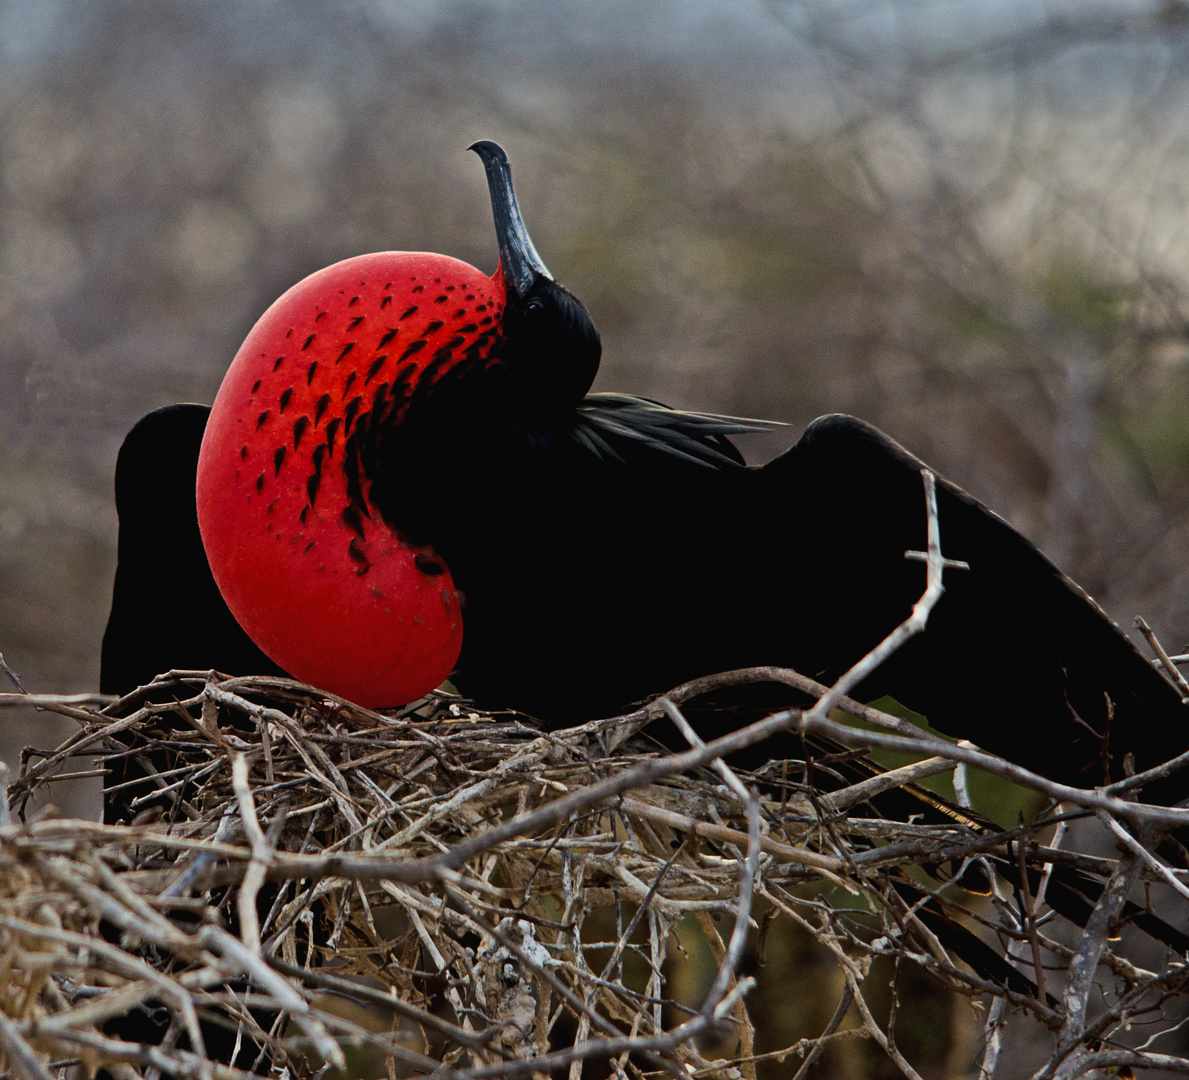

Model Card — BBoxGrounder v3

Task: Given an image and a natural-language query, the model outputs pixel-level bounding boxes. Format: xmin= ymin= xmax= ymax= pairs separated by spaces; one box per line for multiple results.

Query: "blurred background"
xmin=3 ymin=0 xmax=1189 ymax=1072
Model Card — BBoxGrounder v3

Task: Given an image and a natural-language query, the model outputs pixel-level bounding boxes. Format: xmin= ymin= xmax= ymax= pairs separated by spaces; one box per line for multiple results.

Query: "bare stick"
xmin=0 ymin=652 xmax=29 ymax=695
xmin=701 ymin=788 xmax=761 ymax=1022
xmin=196 ymin=925 xmax=345 ymax=1071
xmin=1136 ymin=616 xmax=1189 ymax=700
xmin=825 ymin=755 xmax=957 ymax=812
xmin=799 ymin=469 xmax=953 ymax=726
xmin=231 ymin=753 xmax=270 ymax=954
xmin=1014 ymin=826 xmax=1047 ymax=1006
xmin=661 ymin=697 xmax=751 ymax=802
xmin=1098 ymin=810 xmax=1189 ymax=904
xmin=1046 ymin=850 xmax=1145 ymax=1078
xmin=0 ymin=1010 xmax=56 ymax=1080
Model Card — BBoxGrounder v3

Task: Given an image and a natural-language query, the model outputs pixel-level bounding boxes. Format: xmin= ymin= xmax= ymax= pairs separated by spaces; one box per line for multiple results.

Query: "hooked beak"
xmin=469 ymin=140 xmax=553 ymax=299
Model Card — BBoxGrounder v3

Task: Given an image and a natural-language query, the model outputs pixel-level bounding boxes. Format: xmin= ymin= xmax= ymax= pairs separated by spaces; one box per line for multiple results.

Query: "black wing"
xmin=757 ymin=414 xmax=1188 ymax=801
xmin=100 ymin=403 xmax=280 ymax=697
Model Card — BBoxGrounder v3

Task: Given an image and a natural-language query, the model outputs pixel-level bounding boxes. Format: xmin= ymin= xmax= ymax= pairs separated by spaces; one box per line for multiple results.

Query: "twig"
xmin=800 ymin=470 xmax=953 ymax=727
xmin=794 ymin=712 xmax=1189 ymax=828
xmin=196 ymin=925 xmax=346 ymax=1071
xmin=824 ymin=755 xmax=957 ymax=812
xmin=1136 ymin=616 xmax=1189 ymax=699
xmin=790 ymin=982 xmax=855 ymax=1080
xmin=1014 ymin=825 xmax=1047 ymax=1006
xmin=0 ymin=1010 xmax=56 ymax=1080
xmin=1045 ymin=850 xmax=1145 ymax=1079
xmin=231 ymin=753 xmax=270 ymax=954
xmin=1098 ymin=810 xmax=1189 ymax=904
xmin=661 ymin=697 xmax=751 ymax=802
xmin=0 ymin=652 xmax=29 ymax=695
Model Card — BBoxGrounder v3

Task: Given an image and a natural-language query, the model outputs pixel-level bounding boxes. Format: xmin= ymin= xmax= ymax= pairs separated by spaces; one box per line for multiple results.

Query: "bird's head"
xmin=469 ymin=140 xmax=601 ymax=411
xmin=196 ymin=141 xmax=593 ymax=707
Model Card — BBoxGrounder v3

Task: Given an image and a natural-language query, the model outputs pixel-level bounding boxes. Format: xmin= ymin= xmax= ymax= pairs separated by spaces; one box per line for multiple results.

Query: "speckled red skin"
xmin=197 ymin=251 xmax=506 ymax=706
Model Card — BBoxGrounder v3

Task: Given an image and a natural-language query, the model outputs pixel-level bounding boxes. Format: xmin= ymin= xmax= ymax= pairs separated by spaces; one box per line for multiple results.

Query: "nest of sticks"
xmin=0 ymin=655 xmax=1188 ymax=1080
xmin=4 ymin=476 xmax=1189 ymax=1078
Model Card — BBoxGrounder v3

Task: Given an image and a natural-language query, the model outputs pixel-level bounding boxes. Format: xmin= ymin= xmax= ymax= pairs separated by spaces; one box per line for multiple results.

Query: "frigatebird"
xmin=101 ymin=140 xmax=1189 ymax=804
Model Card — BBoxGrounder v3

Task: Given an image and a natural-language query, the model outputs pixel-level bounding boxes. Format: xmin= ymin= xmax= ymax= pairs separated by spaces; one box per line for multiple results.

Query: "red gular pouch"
xmin=197 ymin=251 xmax=506 ymax=707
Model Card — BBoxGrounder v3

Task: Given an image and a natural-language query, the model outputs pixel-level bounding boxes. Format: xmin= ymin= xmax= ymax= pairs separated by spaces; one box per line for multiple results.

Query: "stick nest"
xmin=2 ymin=669 xmax=1189 ymax=1079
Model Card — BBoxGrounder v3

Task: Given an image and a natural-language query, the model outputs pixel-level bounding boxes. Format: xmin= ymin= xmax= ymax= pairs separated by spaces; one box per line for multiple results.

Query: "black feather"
xmin=573 ymin=393 xmax=781 ymax=468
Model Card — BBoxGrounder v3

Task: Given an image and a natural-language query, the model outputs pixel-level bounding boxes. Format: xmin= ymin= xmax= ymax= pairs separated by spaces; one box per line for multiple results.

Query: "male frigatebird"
xmin=102 ymin=141 xmax=1189 ymax=803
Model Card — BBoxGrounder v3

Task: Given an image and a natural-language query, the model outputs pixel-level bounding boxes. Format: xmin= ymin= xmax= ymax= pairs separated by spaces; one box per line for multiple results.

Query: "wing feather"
xmin=572 ymin=392 xmax=784 ymax=468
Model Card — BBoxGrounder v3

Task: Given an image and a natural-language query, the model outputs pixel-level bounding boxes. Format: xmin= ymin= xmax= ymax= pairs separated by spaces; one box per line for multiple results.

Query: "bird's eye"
xmin=525 ymin=297 xmax=545 ymax=315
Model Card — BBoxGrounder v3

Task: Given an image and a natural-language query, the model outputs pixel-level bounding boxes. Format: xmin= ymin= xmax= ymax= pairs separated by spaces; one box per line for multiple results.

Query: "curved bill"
xmin=469 ymin=140 xmax=553 ymax=297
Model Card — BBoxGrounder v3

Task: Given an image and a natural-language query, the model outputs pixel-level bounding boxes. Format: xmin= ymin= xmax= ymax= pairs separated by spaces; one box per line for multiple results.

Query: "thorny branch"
xmin=0 ymin=471 xmax=1188 ymax=1077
